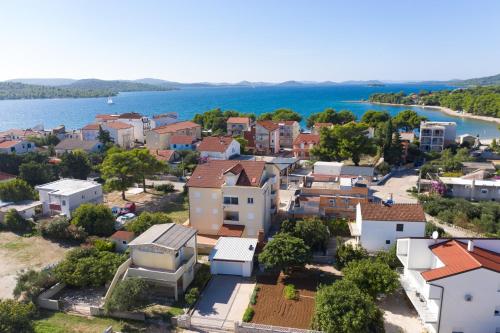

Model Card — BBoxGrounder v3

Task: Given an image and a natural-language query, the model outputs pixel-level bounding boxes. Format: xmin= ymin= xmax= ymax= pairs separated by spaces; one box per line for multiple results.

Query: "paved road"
xmin=371 ymin=169 xmax=418 ymax=204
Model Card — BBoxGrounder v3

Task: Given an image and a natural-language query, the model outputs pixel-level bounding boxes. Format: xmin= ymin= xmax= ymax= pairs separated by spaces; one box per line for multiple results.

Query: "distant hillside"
xmin=63 ymin=79 xmax=172 ymax=92
xmin=9 ymin=78 xmax=77 ymax=86
xmin=451 ymin=73 xmax=500 ymax=86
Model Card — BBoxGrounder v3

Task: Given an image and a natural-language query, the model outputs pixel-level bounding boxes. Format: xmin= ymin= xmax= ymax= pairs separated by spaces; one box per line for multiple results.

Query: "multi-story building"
xmin=116 ymin=112 xmax=151 ymax=143
xmin=255 ymin=121 xmax=280 ymax=154
xmin=113 ymin=223 xmax=197 ymax=301
xmin=277 ymin=120 xmax=300 ymax=148
xmin=186 ymin=160 xmax=280 ymax=239
xmin=227 ymin=117 xmax=252 ymax=136
xmin=81 ymin=124 xmax=100 ymax=141
xmin=419 ymin=121 xmax=457 ymax=152
xmin=350 ymin=202 xmax=426 ymax=252
xmin=198 ymin=136 xmax=240 ymax=160
xmin=151 ymin=112 xmax=179 ymax=128
xmin=146 ymin=121 xmax=202 ymax=150
xmin=0 ymin=139 xmax=35 ymax=154
xmin=396 ymin=237 xmax=500 ymax=333
xmin=101 ymin=121 xmax=135 ymax=148
xmin=36 ymin=179 xmax=103 ymax=217
xmin=292 ymin=133 xmax=320 ymax=159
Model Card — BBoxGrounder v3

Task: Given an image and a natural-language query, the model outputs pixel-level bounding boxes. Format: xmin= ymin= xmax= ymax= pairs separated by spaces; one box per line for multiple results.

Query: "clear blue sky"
xmin=1 ymin=0 xmax=499 ymax=82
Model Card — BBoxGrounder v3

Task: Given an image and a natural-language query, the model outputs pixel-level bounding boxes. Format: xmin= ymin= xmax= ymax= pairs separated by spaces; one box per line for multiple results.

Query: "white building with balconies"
xmin=396 ymin=237 xmax=500 ymax=333
xmin=419 ymin=121 xmax=456 ymax=152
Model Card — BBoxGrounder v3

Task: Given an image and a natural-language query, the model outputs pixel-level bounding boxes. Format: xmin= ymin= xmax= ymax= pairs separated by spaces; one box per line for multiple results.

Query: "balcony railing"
xmin=398 ymin=270 xmax=439 ymax=323
xmin=126 ymin=254 xmax=195 ymax=283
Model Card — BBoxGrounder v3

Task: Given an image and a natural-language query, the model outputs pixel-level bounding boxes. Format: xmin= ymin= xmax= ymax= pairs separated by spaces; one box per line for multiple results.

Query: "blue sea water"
xmin=1 ymin=84 xmax=499 ymax=137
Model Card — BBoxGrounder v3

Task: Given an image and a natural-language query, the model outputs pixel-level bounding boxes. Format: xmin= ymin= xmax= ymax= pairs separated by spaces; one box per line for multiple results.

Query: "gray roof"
xmin=462 ymin=162 xmax=495 ymax=170
xmin=209 ymin=237 xmax=257 ymax=262
xmin=128 ymin=223 xmax=197 ymax=251
xmin=55 ymin=139 xmax=101 ymax=151
xmin=341 ymin=166 xmax=374 ymax=177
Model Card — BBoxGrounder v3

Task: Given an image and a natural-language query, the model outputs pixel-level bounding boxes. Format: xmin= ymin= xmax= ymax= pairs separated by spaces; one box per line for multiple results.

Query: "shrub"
xmin=326 ymin=218 xmax=350 ymax=237
xmin=280 ymin=219 xmax=295 ymax=234
xmin=126 ymin=211 xmax=172 ymax=235
xmin=335 ymin=239 xmax=369 ymax=269
xmin=0 ymin=299 xmax=36 ymax=333
xmin=3 ymin=209 xmax=33 ymax=233
xmin=105 ymin=278 xmax=150 ymax=313
xmin=425 ymin=222 xmax=445 ymax=237
xmin=283 ymin=284 xmax=298 ymax=300
xmin=242 ymin=307 xmax=254 ymax=322
xmin=293 ymin=218 xmax=330 ymax=252
xmin=155 ymin=183 xmax=175 ymax=193
xmin=258 ymin=233 xmax=311 ymax=273
xmin=93 ymin=239 xmax=115 ymax=252
xmin=39 ymin=217 xmax=69 ymax=239
xmin=184 ymin=287 xmax=200 ymax=306
xmin=342 ymin=259 xmax=399 ymax=299
xmin=375 ymin=244 xmax=402 ymax=269
xmin=14 ymin=269 xmax=57 ymax=302
xmin=250 ymin=286 xmax=260 ymax=305
xmin=71 ymin=203 xmax=115 ymax=236
xmin=376 ymin=161 xmax=391 ymax=175
xmin=192 ymin=263 xmax=211 ymax=289
xmin=0 ymin=179 xmax=36 ymax=202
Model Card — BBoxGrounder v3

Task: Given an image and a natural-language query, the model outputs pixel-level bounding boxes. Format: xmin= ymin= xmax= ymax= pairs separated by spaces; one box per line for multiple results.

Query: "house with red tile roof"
xmin=186 ymin=160 xmax=280 ymax=242
xmin=0 ymin=139 xmax=35 ymax=154
xmin=350 ymin=202 xmax=426 ymax=252
xmin=255 ymin=120 xmax=280 ymax=154
xmin=81 ymin=123 xmax=100 ymax=141
xmin=146 ymin=121 xmax=202 ymax=150
xmin=169 ymin=135 xmax=196 ymax=150
xmin=0 ymin=171 xmax=16 ymax=183
xmin=101 ymin=121 xmax=135 ymax=148
xmin=292 ymin=133 xmax=320 ymax=159
xmin=277 ymin=120 xmax=300 ymax=148
xmin=109 ymin=230 xmax=135 ymax=252
xmin=149 ymin=149 xmax=180 ymax=163
xmin=198 ymin=136 xmax=240 ymax=160
xmin=396 ymin=237 xmax=500 ymax=333
xmin=227 ymin=117 xmax=252 ymax=136
xmin=311 ymin=122 xmax=333 ymax=134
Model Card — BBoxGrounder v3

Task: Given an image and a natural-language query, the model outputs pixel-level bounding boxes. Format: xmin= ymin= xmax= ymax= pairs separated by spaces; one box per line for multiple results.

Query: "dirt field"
xmin=0 ymin=232 xmax=73 ymax=299
xmin=378 ymin=290 xmax=426 ymax=333
xmin=251 ymin=270 xmax=337 ymax=329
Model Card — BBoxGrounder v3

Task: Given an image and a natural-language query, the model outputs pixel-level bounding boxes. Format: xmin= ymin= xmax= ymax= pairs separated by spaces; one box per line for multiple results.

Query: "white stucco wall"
xmin=359 ymin=220 xmax=426 ymax=252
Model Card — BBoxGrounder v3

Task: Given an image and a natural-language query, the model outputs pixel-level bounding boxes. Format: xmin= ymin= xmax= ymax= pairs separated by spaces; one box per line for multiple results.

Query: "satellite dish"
xmin=432 ymin=231 xmax=439 ymax=240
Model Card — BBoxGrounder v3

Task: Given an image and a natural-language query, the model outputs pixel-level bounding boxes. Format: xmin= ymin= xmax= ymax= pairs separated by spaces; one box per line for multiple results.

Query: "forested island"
xmin=0 ymin=79 xmax=173 ymax=100
xmin=369 ymin=86 xmax=500 ymax=118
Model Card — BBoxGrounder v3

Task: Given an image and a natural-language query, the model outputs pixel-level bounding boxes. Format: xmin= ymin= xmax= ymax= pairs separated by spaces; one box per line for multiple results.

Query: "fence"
xmin=235 ymin=322 xmax=322 ymax=333
xmin=37 ymin=283 xmax=66 ymax=310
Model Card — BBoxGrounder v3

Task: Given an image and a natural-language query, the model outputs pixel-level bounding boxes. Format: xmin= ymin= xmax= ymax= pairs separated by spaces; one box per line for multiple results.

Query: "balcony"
xmin=126 ymin=253 xmax=195 ymax=283
xmin=398 ymin=269 xmax=439 ymax=323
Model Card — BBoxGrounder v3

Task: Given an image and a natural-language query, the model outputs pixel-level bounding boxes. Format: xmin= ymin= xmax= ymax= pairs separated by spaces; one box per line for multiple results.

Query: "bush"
xmin=71 ymin=203 xmax=115 ymax=236
xmin=280 ymin=219 xmax=296 ymax=234
xmin=326 ymin=218 xmax=350 ymax=237
xmin=376 ymin=161 xmax=391 ymax=175
xmin=283 ymin=284 xmax=298 ymax=300
xmin=375 ymin=244 xmax=402 ymax=269
xmin=425 ymin=222 xmax=445 ymax=237
xmin=93 ymin=239 xmax=115 ymax=252
xmin=242 ymin=307 xmax=255 ymax=322
xmin=39 ymin=217 xmax=70 ymax=239
xmin=0 ymin=299 xmax=36 ymax=333
xmin=250 ymin=286 xmax=260 ymax=305
xmin=14 ymin=269 xmax=57 ymax=302
xmin=105 ymin=278 xmax=150 ymax=313
xmin=293 ymin=218 xmax=330 ymax=252
xmin=0 ymin=179 xmax=36 ymax=202
xmin=258 ymin=233 xmax=311 ymax=273
xmin=3 ymin=209 xmax=33 ymax=233
xmin=126 ymin=211 xmax=172 ymax=235
xmin=192 ymin=263 xmax=211 ymax=289
xmin=155 ymin=183 xmax=175 ymax=193
xmin=342 ymin=259 xmax=399 ymax=299
xmin=335 ymin=239 xmax=369 ymax=269
xmin=184 ymin=287 xmax=200 ymax=306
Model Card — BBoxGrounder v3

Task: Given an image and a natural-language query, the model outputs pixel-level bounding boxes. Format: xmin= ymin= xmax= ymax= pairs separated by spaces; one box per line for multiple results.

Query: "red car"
xmin=120 ymin=202 xmax=136 ymax=215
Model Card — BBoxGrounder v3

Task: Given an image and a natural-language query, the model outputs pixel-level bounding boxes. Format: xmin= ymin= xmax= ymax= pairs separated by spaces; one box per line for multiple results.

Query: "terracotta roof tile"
xmin=150 ymin=149 xmax=177 ymax=162
xmin=314 ymin=122 xmax=333 ymax=128
xmin=153 ymin=121 xmax=201 ymax=134
xmin=103 ymin=121 xmax=133 ymax=130
xmin=170 ymin=135 xmax=195 ymax=145
xmin=95 ymin=114 xmax=119 ymax=121
xmin=110 ymin=230 xmax=135 ymax=241
xmin=227 ymin=117 xmax=251 ymax=125
xmin=119 ymin=112 xmax=142 ymax=119
xmin=257 ymin=120 xmax=279 ymax=131
xmin=187 ymin=160 xmax=265 ymax=188
xmin=0 ymin=140 xmax=21 ymax=148
xmin=217 ymin=224 xmax=245 ymax=237
xmin=360 ymin=203 xmax=426 ymax=222
xmin=421 ymin=240 xmax=500 ymax=281
xmin=198 ymin=136 xmax=235 ymax=153
xmin=243 ymin=129 xmax=256 ymax=148
xmin=82 ymin=123 xmax=100 ymax=131
xmin=0 ymin=171 xmax=16 ymax=181
xmin=293 ymin=133 xmax=320 ymax=146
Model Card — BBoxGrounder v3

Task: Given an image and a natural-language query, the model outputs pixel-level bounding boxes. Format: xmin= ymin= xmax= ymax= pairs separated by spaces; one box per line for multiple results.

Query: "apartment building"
xmin=350 ymin=202 xmax=426 ymax=252
xmin=198 ymin=136 xmax=240 ymax=160
xmin=146 ymin=121 xmax=202 ymax=150
xmin=292 ymin=133 xmax=320 ymax=159
xmin=101 ymin=121 xmax=135 ymax=148
xmin=115 ymin=112 xmax=152 ymax=143
xmin=227 ymin=117 xmax=252 ymax=136
xmin=255 ymin=121 xmax=280 ymax=154
xmin=397 ymin=237 xmax=500 ymax=333
xmin=419 ymin=121 xmax=457 ymax=152
xmin=36 ymin=179 xmax=103 ymax=217
xmin=186 ymin=160 xmax=280 ymax=239
xmin=277 ymin=120 xmax=300 ymax=148
xmin=0 ymin=139 xmax=35 ymax=154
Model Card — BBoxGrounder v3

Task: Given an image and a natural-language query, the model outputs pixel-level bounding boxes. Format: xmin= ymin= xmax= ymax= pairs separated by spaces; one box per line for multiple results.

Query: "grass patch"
xmin=34 ymin=311 xmax=147 ymax=333
xmin=141 ymin=304 xmax=184 ymax=322
xmin=162 ymin=194 xmax=189 ymax=224
xmin=283 ymin=284 xmax=298 ymax=300
xmin=250 ymin=286 xmax=260 ymax=305
xmin=0 ymin=240 xmax=30 ymax=251
xmin=243 ymin=307 xmax=255 ymax=322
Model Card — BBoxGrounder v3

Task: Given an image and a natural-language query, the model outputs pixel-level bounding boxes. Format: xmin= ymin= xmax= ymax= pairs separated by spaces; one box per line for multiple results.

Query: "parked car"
xmin=115 ymin=213 xmax=137 ymax=230
xmin=121 ymin=202 xmax=136 ymax=215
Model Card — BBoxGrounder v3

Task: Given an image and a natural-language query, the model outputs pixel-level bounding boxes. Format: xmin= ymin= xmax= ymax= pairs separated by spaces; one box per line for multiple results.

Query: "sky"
xmin=0 ymin=0 xmax=499 ymax=83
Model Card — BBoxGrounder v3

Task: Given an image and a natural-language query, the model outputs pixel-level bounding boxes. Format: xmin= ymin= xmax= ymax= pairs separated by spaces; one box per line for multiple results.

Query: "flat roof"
xmin=440 ymin=177 xmax=500 ymax=187
xmin=209 ymin=237 xmax=257 ymax=262
xmin=35 ymin=179 xmax=101 ymax=196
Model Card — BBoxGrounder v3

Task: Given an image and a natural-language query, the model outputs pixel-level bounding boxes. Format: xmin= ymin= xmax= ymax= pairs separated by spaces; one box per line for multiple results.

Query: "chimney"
xmin=467 ymin=240 xmax=474 ymax=252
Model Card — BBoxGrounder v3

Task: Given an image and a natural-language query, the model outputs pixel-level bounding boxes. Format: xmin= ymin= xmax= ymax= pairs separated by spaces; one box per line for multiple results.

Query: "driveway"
xmin=191 ymin=275 xmax=255 ymax=330
xmin=371 ymin=169 xmax=418 ymax=203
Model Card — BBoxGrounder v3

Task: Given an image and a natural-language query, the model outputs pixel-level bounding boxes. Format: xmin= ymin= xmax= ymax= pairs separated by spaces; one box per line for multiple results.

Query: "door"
xmin=212 ymin=260 xmax=243 ymax=276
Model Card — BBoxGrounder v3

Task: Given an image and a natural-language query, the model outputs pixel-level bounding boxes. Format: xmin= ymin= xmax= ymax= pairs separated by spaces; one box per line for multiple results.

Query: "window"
xmin=175 ymin=252 xmax=179 ymax=257
xmin=224 ymin=196 xmax=238 ymax=205
xmin=194 ymin=191 xmax=201 ymax=198
xmin=10 ymin=147 xmax=15 ymax=152
xmin=248 ymin=212 xmax=255 ymax=220
xmin=396 ymin=224 xmax=404 ymax=232
xmin=173 ymin=144 xmax=177 ymax=148
xmin=122 ymin=241 xmax=126 ymax=244
xmin=62 ymin=200 xmax=66 ymax=206
xmin=247 ymin=197 xmax=254 ymax=204
xmin=27 ymin=143 xmax=32 ymax=148
xmin=385 ymin=240 xmax=391 ymax=245
xmin=481 ymin=188 xmax=489 ymax=194
xmin=329 ymin=199 xmax=336 ymax=206
xmin=82 ymin=195 xmax=85 ymax=199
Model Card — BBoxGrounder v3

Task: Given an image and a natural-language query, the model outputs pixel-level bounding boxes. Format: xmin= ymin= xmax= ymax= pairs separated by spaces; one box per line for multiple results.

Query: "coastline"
xmin=362 ymin=101 xmax=500 ymax=125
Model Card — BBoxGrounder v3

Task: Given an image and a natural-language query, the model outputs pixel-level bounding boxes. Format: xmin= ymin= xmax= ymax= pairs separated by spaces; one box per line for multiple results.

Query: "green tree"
xmin=0 ymin=179 xmax=35 ymax=202
xmin=235 ymin=136 xmax=248 ymax=154
xmin=312 ymin=280 xmax=384 ymax=333
xmin=392 ymin=109 xmax=427 ymax=131
xmin=384 ymin=131 xmax=403 ymax=166
xmin=335 ymin=241 xmax=369 ymax=269
xmin=306 ymin=108 xmax=356 ymax=128
xmin=101 ymin=149 xmax=138 ymax=199
xmin=105 ymin=278 xmax=150 ymax=312
xmin=293 ymin=218 xmax=330 ymax=252
xmin=130 ymin=149 xmax=164 ymax=191
xmin=311 ymin=123 xmax=376 ymax=165
xmin=360 ymin=110 xmax=390 ymax=128
xmin=342 ymin=259 xmax=399 ymax=299
xmin=71 ymin=203 xmax=115 ymax=236
xmin=0 ymin=299 xmax=36 ymax=333
xmin=126 ymin=211 xmax=172 ymax=234
xmin=3 ymin=209 xmax=32 ymax=233
xmin=19 ymin=161 xmax=56 ymax=186
xmin=375 ymin=244 xmax=402 ymax=270
xmin=60 ymin=150 xmax=92 ymax=180
xmin=14 ymin=269 xmax=57 ymax=302
xmin=258 ymin=108 xmax=302 ymax=122
xmin=55 ymin=248 xmax=125 ymax=287
xmin=97 ymin=125 xmax=113 ymax=144
xmin=258 ymin=233 xmax=311 ymax=273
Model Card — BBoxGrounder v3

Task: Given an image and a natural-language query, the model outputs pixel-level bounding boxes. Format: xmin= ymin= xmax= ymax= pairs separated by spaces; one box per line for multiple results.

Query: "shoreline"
xmin=360 ymin=101 xmax=500 ymax=125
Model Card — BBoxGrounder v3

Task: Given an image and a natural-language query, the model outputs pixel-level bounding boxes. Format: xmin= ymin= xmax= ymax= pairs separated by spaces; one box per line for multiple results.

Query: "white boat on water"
xmin=107 ymin=97 xmax=114 ymax=105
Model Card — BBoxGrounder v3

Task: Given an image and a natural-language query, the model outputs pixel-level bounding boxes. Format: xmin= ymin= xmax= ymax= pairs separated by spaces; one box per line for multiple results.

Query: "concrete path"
xmin=371 ymin=169 xmax=418 ymax=203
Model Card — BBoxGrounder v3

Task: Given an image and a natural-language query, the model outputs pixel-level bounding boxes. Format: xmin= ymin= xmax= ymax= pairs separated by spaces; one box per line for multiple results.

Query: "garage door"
xmin=212 ymin=260 xmax=243 ymax=276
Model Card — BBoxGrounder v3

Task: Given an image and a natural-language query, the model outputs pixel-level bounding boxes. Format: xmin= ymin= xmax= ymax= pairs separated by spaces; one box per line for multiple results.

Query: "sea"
xmin=1 ymin=84 xmax=499 ymax=138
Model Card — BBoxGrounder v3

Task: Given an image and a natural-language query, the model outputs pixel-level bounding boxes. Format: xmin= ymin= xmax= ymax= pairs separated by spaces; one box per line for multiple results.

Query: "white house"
xmin=0 ymin=140 xmax=35 ymax=154
xmin=101 ymin=121 xmax=135 ymax=148
xmin=439 ymin=177 xmax=500 ymax=201
xmin=54 ymin=139 xmax=103 ymax=155
xmin=0 ymin=200 xmax=42 ymax=222
xmin=397 ymin=237 xmax=500 ymax=333
xmin=81 ymin=124 xmax=100 ymax=141
xmin=36 ymin=179 xmax=103 ymax=217
xmin=115 ymin=112 xmax=151 ymax=143
xmin=198 ymin=136 xmax=240 ymax=160
xmin=420 ymin=121 xmax=457 ymax=152
xmin=209 ymin=237 xmax=257 ymax=277
xmin=350 ymin=202 xmax=426 ymax=252
xmin=151 ymin=112 xmax=179 ymax=128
